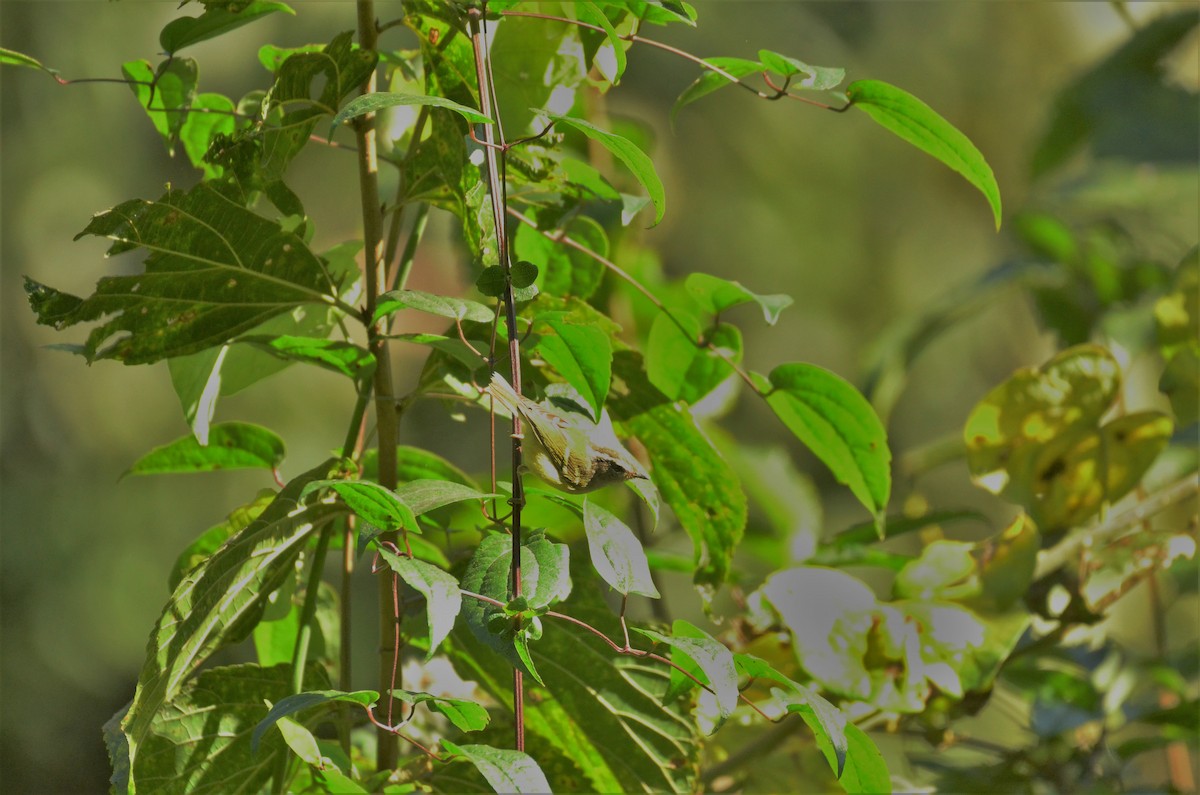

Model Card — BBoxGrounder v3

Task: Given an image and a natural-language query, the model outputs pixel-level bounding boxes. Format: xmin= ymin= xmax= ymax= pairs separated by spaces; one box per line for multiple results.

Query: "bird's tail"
xmin=485 ymin=371 xmax=523 ymax=417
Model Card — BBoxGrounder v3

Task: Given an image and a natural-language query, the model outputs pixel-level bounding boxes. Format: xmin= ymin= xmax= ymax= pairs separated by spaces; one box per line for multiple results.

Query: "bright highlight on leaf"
xmin=376 ymin=547 xmax=462 ymax=658
xmin=847 ymin=79 xmax=1003 ymax=230
xmin=442 ymin=741 xmax=552 ymax=795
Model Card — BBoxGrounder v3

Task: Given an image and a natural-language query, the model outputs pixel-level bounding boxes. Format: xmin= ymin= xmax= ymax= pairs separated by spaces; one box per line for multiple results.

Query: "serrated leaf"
xmin=548 ymin=113 xmax=666 ymax=225
xmin=375 ymin=288 xmax=494 ymax=324
xmin=120 ymin=460 xmax=341 ymax=790
xmin=132 ymin=663 xmax=329 ymax=794
xmin=251 ymin=689 xmax=377 ymax=752
xmin=534 ymin=311 xmax=612 ymax=419
xmin=442 ymin=742 xmax=552 ymax=794
xmin=766 ymin=363 xmax=891 ymax=526
xmin=304 ymin=479 xmax=416 ymax=533
xmin=633 ymin=622 xmax=738 ymax=731
xmin=462 ymin=531 xmax=571 ymax=684
xmin=27 ymin=182 xmax=342 ymax=365
xmin=847 ymin=79 xmax=1002 ymax=230
xmin=610 ymin=351 xmax=747 ymax=592
xmin=582 ymin=497 xmax=659 ymax=597
xmin=159 ymin=1 xmax=294 ymax=53
xmin=125 ymin=422 xmax=284 ymax=477
xmin=332 ymin=91 xmax=492 ymax=128
xmin=389 ymin=690 xmax=490 ymax=733
xmin=122 ymin=58 xmax=198 ymax=155
xmin=684 ymin=272 xmax=793 ymax=325
xmin=671 ymin=56 xmax=762 ymax=125
xmin=376 ymin=548 xmax=462 ymax=658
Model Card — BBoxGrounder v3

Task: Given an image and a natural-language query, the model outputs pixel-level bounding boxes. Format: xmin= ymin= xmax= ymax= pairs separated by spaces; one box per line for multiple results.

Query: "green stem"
xmin=291 ymin=524 xmax=334 ymax=694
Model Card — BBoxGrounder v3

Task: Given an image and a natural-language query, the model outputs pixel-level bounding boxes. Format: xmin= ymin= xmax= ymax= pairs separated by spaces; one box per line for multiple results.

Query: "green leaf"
xmin=757 ymin=50 xmax=845 ymax=90
xmin=475 ymin=265 xmax=507 ymax=298
xmin=462 ymin=531 xmax=571 ymax=685
xmin=734 ymin=653 xmax=850 ymax=778
xmin=442 ymin=742 xmax=552 ymax=795
xmin=578 ymin=1 xmax=628 ymax=84
xmin=179 ymin=93 xmax=238 ymax=179
xmin=393 ymin=479 xmax=500 ymax=516
xmin=685 ymin=272 xmax=793 ymax=325
xmin=375 ymin=288 xmax=494 ymax=324
xmin=582 ymin=497 xmax=659 ymax=597
xmin=1161 ymin=343 xmax=1200 ymax=426
xmin=125 ymin=422 xmax=285 ymax=477
xmin=376 ymin=548 xmax=462 ymax=658
xmin=122 ymin=58 xmax=198 ymax=155
xmin=645 ymin=312 xmax=741 ymax=404
xmin=131 ymin=663 xmax=329 ymax=794
xmin=0 ymin=46 xmax=59 ymax=76
xmin=28 ymin=182 xmax=342 ymax=365
xmin=252 ymin=689 xmax=377 ymax=752
xmin=609 ymin=351 xmax=747 ymax=593
xmin=389 ymin=690 xmax=491 ymax=733
xmin=671 ymin=56 xmax=762 ymax=124
xmin=510 ymin=260 xmax=539 ymax=289
xmin=548 ymin=114 xmax=666 ymax=225
xmin=533 ymin=311 xmax=612 ymax=419
xmin=120 ymin=460 xmax=341 ymax=788
xmin=170 ymin=490 xmax=275 ymax=591
xmin=513 ymin=212 xmax=608 ymax=300
xmin=159 ymin=2 xmax=294 ymax=53
xmin=304 ymin=479 xmax=416 ymax=532
xmin=239 ymin=335 xmax=374 ymax=380
xmin=847 ymin=79 xmax=1002 ymax=230
xmin=276 ymin=715 xmax=322 ymax=768
xmin=332 ymin=91 xmax=493 ymax=128
xmin=444 ymin=582 xmax=698 ymax=793
xmin=633 ymin=621 xmax=738 ymax=731
xmin=765 ymin=363 xmax=891 ymax=524
xmin=839 ymin=724 xmax=892 ymax=794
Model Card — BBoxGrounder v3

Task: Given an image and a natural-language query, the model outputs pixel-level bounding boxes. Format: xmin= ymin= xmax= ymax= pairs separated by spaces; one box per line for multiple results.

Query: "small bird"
xmin=485 ymin=372 xmax=649 ymax=493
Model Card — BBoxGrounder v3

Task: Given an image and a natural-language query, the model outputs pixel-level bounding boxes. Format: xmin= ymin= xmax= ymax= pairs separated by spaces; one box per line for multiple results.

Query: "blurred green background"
xmin=1 ymin=2 xmax=1194 ymax=792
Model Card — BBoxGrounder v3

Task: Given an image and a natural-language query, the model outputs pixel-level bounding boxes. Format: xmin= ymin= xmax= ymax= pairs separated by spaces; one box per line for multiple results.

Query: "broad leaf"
xmin=159 ymin=2 xmax=294 ymax=53
xmin=238 ymin=335 xmax=375 ymax=380
xmin=122 ymin=58 xmax=198 ymax=155
xmin=179 ymin=92 xmax=238 ymax=179
xmin=765 ymin=363 xmax=891 ymax=525
xmin=332 ymin=91 xmax=492 ymax=127
xmin=757 ymin=49 xmax=845 ymax=90
xmin=393 ymin=479 xmax=501 ymax=516
xmin=684 ymin=272 xmax=793 ymax=325
xmin=303 ymin=479 xmax=416 ymax=532
xmin=375 ymin=288 xmax=494 ymax=324
xmin=125 ymin=422 xmax=285 ymax=476
xmin=389 ymin=690 xmax=490 ymax=733
xmin=169 ymin=489 xmax=275 ymax=591
xmin=27 ymin=182 xmax=342 ymax=365
xmin=645 ymin=312 xmax=741 ymax=404
xmin=533 ymin=311 xmax=612 ymax=419
xmin=462 ymin=531 xmax=571 ymax=684
xmin=376 ymin=548 xmax=462 ymax=658
xmin=132 ymin=663 xmax=328 ymax=795
xmin=582 ymin=497 xmax=659 ymax=597
xmin=441 ymin=742 xmax=551 ymax=795
xmin=847 ymin=79 xmax=1002 ymax=230
xmin=548 ymin=114 xmax=666 ymax=225
xmin=633 ymin=621 xmax=738 ymax=732
xmin=119 ymin=460 xmax=341 ymax=790
xmin=610 ymin=352 xmax=747 ymax=593
xmin=513 ymin=213 xmax=608 ymax=300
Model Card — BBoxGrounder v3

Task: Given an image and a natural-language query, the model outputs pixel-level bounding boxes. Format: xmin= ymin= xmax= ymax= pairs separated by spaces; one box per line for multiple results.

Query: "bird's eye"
xmin=610 ymin=462 xmax=625 ymax=474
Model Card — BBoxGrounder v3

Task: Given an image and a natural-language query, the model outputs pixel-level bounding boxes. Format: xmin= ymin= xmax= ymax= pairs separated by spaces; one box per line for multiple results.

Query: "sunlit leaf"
xmin=582 ymin=497 xmax=659 ymax=597
xmin=251 ymin=689 xmax=377 ymax=752
xmin=238 ymin=335 xmax=374 ymax=380
xmin=389 ymin=690 xmax=490 ymax=733
xmin=765 ymin=363 xmax=891 ymax=525
xmin=757 ymin=49 xmax=844 ymax=90
xmin=159 ymin=2 xmax=293 ymax=53
xmin=442 ymin=742 xmax=551 ymax=795
xmin=375 ymin=288 xmax=494 ymax=324
xmin=376 ymin=547 xmax=462 ymax=658
xmin=332 ymin=91 xmax=492 ymax=128
xmin=646 ymin=312 xmax=741 ymax=404
xmin=548 ymin=114 xmax=666 ymax=225
xmin=533 ymin=311 xmax=612 ymax=419
xmin=0 ymin=46 xmax=60 ymax=76
xmin=847 ymin=79 xmax=1002 ymax=229
xmin=303 ymin=479 xmax=416 ymax=533
xmin=122 ymin=58 xmax=198 ymax=155
xmin=685 ymin=272 xmax=793 ymax=325
xmin=671 ymin=56 xmax=761 ymax=124
xmin=634 ymin=621 xmax=738 ymax=732
xmin=125 ymin=422 xmax=284 ymax=477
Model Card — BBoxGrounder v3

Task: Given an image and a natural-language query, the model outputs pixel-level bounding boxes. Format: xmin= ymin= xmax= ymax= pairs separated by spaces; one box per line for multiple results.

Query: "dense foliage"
xmin=5 ymin=1 xmax=1196 ymax=792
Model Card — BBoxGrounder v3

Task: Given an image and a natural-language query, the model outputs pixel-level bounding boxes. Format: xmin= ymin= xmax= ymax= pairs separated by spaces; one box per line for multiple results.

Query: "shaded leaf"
xmin=685 ymin=272 xmax=793 ymax=325
xmin=671 ymin=56 xmax=761 ymax=124
xmin=303 ymin=479 xmax=416 ymax=533
xmin=160 ymin=1 xmax=294 ymax=53
xmin=375 ymin=288 xmax=494 ymax=324
xmin=239 ymin=335 xmax=374 ymax=380
xmin=847 ymin=79 xmax=1002 ymax=229
xmin=332 ymin=91 xmax=492 ymax=128
xmin=252 ymin=689 xmax=376 ymax=752
xmin=0 ymin=46 xmax=59 ymax=76
xmin=634 ymin=621 xmax=738 ymax=732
